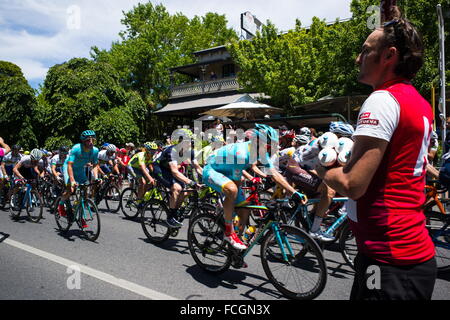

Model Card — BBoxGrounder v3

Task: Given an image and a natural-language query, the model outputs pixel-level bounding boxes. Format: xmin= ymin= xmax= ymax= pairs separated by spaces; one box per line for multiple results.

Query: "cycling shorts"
xmin=284 ymin=158 xmax=322 ymax=196
xmin=100 ymin=164 xmax=112 ymax=174
xmin=152 ymin=164 xmax=185 ymax=189
xmin=202 ymin=164 xmax=245 ymax=205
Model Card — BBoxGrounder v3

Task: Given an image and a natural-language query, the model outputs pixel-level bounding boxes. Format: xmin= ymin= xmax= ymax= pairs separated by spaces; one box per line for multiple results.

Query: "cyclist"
xmin=98 ymin=144 xmax=120 ymax=177
xmin=202 ymin=124 xmax=307 ymax=250
xmin=116 ymin=148 xmax=131 ymax=180
xmin=0 ymin=145 xmax=22 ymax=203
xmin=57 ymin=130 xmax=100 ymax=228
xmin=152 ymin=129 xmax=203 ymax=228
xmin=12 ymin=149 xmax=44 ymax=184
xmin=50 ymin=146 xmax=69 ymax=184
xmin=127 ymin=142 xmax=158 ymax=207
xmin=0 ymin=137 xmax=11 ymax=157
xmin=287 ymin=121 xmax=354 ymax=242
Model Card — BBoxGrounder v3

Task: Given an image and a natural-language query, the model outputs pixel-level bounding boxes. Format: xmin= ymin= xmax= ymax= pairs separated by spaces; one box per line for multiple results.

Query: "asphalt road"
xmin=0 ymin=201 xmax=449 ymax=301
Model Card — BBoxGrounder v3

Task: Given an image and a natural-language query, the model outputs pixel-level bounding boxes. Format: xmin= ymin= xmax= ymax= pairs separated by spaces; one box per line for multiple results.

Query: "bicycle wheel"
xmin=105 ymin=184 xmax=121 ymax=213
xmin=141 ymin=200 xmax=171 ymax=243
xmin=53 ymin=197 xmax=72 ymax=233
xmin=120 ymin=187 xmax=139 ymax=219
xmin=187 ymin=213 xmax=231 ymax=274
xmin=188 ymin=203 xmax=217 ymax=228
xmin=9 ymin=189 xmax=25 ymax=219
xmin=80 ymin=198 xmax=101 ymax=241
xmin=26 ymin=189 xmax=44 ymax=223
xmin=260 ymin=224 xmax=327 ymax=300
xmin=424 ymin=203 xmax=450 ymax=273
xmin=339 ymin=222 xmax=357 ymax=270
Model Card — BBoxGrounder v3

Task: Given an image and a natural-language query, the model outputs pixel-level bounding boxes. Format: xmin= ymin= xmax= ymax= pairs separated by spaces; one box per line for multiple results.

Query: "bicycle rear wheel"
xmin=187 ymin=213 xmax=231 ymax=274
xmin=339 ymin=222 xmax=357 ymax=270
xmin=141 ymin=200 xmax=171 ymax=243
xmin=81 ymin=199 xmax=101 ymax=241
xmin=26 ymin=189 xmax=44 ymax=223
xmin=105 ymin=184 xmax=121 ymax=213
xmin=120 ymin=187 xmax=139 ymax=219
xmin=260 ymin=224 xmax=327 ymax=300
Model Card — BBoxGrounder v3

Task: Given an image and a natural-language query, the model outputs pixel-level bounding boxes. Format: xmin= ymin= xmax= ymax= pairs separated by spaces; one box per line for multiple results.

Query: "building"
xmin=154 ymin=45 xmax=267 ymax=118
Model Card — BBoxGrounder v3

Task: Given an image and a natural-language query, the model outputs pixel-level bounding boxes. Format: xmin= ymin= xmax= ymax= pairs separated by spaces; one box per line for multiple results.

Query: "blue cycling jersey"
xmin=206 ymin=141 xmax=274 ymax=180
xmin=64 ymin=143 xmax=99 ymax=169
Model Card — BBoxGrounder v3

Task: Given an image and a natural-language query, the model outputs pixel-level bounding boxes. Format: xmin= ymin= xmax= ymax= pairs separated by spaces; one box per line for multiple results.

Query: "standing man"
xmin=316 ymin=9 xmax=436 ymax=300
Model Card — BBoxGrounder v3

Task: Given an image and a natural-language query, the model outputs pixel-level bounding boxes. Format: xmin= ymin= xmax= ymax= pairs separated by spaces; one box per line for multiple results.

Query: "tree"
xmin=37 ymin=58 xmax=146 ymax=143
xmin=89 ymin=107 xmax=140 ymax=146
xmin=0 ymin=61 xmax=38 ymax=149
xmin=229 ymin=0 xmax=449 ymax=112
xmin=91 ymin=2 xmax=239 ymax=137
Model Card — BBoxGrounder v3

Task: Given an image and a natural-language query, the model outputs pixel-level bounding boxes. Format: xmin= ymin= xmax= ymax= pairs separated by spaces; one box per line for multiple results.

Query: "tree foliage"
xmin=91 ymin=2 xmax=239 ymax=137
xmin=229 ymin=0 xmax=450 ymax=112
xmin=89 ymin=107 xmax=140 ymax=146
xmin=37 ymin=58 xmax=146 ymax=144
xmin=0 ymin=61 xmax=38 ymax=149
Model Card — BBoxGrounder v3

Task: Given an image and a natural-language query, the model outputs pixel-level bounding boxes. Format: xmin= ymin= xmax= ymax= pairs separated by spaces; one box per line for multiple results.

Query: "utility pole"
xmin=437 ymin=4 xmax=447 ymax=146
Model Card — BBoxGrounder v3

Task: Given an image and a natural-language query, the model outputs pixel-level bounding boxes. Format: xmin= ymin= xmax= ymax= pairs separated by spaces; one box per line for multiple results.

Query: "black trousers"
xmin=350 ymin=253 xmax=437 ymax=300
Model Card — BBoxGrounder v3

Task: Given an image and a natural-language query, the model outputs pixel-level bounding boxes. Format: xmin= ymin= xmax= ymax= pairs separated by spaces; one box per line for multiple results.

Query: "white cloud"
xmin=0 ymin=0 xmax=353 ymax=87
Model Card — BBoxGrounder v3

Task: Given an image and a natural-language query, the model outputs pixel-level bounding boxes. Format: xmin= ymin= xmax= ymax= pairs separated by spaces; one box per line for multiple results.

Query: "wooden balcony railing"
xmin=170 ymin=77 xmax=240 ymax=98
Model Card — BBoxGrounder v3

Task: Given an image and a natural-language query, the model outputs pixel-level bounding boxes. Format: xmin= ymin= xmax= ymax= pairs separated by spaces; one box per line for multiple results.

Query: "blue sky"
xmin=0 ymin=0 xmax=353 ymax=90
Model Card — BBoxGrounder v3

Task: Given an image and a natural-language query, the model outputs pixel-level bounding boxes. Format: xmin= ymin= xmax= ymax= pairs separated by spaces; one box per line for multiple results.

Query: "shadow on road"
xmin=53 ymin=228 xmax=99 ymax=244
xmin=138 ymin=237 xmax=190 ymax=254
xmin=183 ymin=264 xmax=283 ymax=300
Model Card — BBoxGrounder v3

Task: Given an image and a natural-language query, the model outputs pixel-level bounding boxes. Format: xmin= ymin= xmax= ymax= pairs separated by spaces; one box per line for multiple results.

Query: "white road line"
xmin=3 ymin=238 xmax=178 ymax=300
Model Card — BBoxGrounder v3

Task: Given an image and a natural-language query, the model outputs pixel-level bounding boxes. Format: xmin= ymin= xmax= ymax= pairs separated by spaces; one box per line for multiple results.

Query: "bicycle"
xmin=94 ymin=174 xmax=121 ymax=213
xmin=53 ymin=183 xmax=101 ymax=241
xmin=423 ymin=183 xmax=450 ymax=273
xmin=9 ymin=179 xmax=44 ymax=223
xmin=140 ymin=186 xmax=212 ymax=243
xmin=187 ymin=198 xmax=327 ymax=300
xmin=0 ymin=178 xmax=11 ymax=209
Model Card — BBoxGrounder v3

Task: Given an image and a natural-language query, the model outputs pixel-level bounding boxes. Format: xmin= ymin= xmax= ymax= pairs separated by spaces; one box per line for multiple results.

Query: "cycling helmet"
xmin=106 ymin=144 xmax=117 ymax=152
xmin=12 ymin=145 xmax=21 ymax=151
xmin=143 ymin=141 xmax=158 ymax=151
xmin=119 ymin=148 xmax=127 ymax=154
xmin=299 ymin=127 xmax=311 ymax=137
xmin=24 ymin=151 xmax=30 ymax=155
xmin=59 ymin=146 xmax=69 ymax=155
xmin=80 ymin=130 xmax=96 ymax=141
xmin=30 ymin=149 xmax=44 ymax=161
xmin=293 ymin=134 xmax=310 ymax=144
xmin=329 ymin=122 xmax=354 ymax=137
xmin=431 ymin=131 xmax=438 ymax=140
xmin=250 ymin=124 xmax=279 ymax=144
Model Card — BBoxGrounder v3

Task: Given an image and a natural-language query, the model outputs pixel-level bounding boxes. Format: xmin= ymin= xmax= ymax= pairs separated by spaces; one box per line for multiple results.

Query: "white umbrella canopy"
xmin=201 ymin=94 xmax=283 ymax=119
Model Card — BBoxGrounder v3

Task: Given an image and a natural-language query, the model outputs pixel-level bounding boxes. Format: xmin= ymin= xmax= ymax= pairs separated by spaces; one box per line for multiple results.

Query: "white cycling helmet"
xmin=30 ymin=149 xmax=44 ymax=161
xmin=293 ymin=134 xmax=310 ymax=144
xmin=299 ymin=127 xmax=311 ymax=138
xmin=329 ymin=122 xmax=355 ymax=137
xmin=106 ymin=144 xmax=117 ymax=152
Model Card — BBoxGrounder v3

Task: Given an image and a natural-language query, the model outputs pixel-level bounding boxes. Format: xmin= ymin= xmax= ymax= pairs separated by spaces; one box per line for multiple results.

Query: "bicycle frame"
xmin=71 ymin=184 xmax=95 ymax=223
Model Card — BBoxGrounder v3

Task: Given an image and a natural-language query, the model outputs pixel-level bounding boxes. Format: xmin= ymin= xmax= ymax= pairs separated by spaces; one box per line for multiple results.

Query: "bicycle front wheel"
xmin=80 ymin=199 xmax=101 ymax=241
xmin=26 ymin=189 xmax=44 ymax=223
xmin=120 ymin=187 xmax=139 ymax=219
xmin=53 ymin=197 xmax=72 ymax=233
xmin=187 ymin=213 xmax=231 ymax=274
xmin=105 ymin=185 xmax=121 ymax=213
xmin=9 ymin=189 xmax=25 ymax=219
xmin=141 ymin=200 xmax=171 ymax=243
xmin=260 ymin=224 xmax=327 ymax=300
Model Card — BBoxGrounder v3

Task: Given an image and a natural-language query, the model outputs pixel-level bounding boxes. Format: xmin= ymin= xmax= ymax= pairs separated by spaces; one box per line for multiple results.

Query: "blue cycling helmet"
xmin=329 ymin=122 xmax=354 ymax=137
xmin=80 ymin=130 xmax=96 ymax=141
xmin=251 ymin=124 xmax=279 ymax=143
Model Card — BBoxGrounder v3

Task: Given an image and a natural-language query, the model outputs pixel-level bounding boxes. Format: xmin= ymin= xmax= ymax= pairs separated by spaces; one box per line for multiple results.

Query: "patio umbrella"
xmin=201 ymin=94 xmax=283 ymax=120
